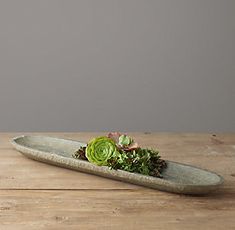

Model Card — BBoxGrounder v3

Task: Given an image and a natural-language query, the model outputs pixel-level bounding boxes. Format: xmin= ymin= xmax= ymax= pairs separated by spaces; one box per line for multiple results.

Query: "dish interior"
xmin=14 ymin=136 xmax=222 ymax=186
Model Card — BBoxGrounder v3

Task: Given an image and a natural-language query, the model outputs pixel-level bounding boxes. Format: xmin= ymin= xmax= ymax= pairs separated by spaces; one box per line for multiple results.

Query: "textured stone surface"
xmin=11 ymin=135 xmax=223 ymax=194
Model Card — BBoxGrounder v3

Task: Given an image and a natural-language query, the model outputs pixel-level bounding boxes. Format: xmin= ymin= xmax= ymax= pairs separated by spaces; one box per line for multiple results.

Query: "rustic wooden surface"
xmin=0 ymin=133 xmax=234 ymax=229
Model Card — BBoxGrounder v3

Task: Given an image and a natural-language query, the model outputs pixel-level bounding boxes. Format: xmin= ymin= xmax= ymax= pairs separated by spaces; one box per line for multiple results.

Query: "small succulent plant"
xmin=73 ymin=133 xmax=167 ymax=178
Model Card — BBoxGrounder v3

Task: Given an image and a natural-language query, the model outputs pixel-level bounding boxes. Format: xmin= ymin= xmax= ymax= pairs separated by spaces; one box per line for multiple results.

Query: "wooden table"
xmin=0 ymin=133 xmax=234 ymax=229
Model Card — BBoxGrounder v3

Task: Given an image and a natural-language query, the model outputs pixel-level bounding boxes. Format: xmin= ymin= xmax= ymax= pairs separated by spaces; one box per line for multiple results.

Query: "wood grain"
xmin=0 ymin=189 xmax=235 ymax=230
xmin=0 ymin=133 xmax=235 ymax=229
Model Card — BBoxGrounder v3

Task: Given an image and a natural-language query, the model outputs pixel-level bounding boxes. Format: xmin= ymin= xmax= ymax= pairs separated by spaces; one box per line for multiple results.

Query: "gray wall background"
xmin=0 ymin=0 xmax=234 ymax=132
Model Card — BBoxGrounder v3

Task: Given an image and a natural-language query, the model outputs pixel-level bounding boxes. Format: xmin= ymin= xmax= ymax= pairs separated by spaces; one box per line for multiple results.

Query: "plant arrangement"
xmin=72 ymin=132 xmax=167 ymax=178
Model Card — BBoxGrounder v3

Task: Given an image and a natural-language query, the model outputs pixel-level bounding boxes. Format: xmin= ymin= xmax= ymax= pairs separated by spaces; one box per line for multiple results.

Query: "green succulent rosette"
xmin=118 ymin=134 xmax=133 ymax=147
xmin=85 ymin=136 xmax=119 ymax=166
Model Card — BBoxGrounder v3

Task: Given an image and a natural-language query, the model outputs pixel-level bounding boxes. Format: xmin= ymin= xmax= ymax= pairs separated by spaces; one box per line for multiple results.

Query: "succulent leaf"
xmin=118 ymin=135 xmax=133 ymax=147
xmin=85 ymin=136 xmax=119 ymax=166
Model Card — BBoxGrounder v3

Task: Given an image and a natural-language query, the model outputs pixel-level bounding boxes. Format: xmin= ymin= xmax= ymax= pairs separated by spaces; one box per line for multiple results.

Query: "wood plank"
xmin=0 ymin=133 xmax=235 ymax=229
xmin=1 ymin=132 xmax=235 ymax=149
xmin=0 ymin=189 xmax=235 ymax=230
xmin=0 ymin=133 xmax=234 ymax=190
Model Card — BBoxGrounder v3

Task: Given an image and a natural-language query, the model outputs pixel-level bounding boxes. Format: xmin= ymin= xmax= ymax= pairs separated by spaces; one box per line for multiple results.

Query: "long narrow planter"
xmin=11 ymin=135 xmax=223 ymax=195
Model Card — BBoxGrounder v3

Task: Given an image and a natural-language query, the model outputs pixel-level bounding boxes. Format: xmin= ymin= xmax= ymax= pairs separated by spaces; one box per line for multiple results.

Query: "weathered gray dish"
xmin=11 ymin=135 xmax=223 ymax=195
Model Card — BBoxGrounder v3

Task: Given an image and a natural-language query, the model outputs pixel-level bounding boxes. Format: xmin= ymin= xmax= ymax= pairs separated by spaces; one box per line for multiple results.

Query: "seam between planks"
xmin=0 ymin=188 xmax=138 ymax=192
